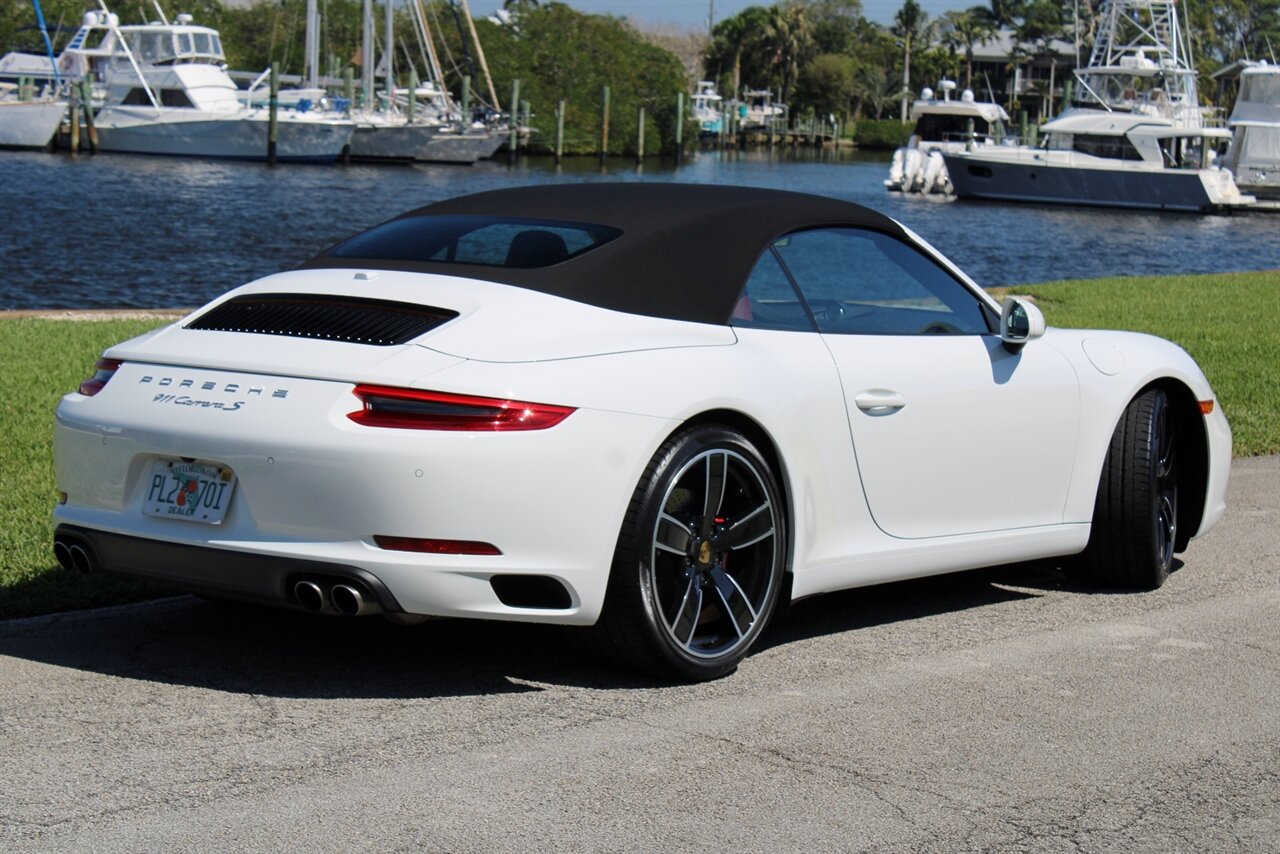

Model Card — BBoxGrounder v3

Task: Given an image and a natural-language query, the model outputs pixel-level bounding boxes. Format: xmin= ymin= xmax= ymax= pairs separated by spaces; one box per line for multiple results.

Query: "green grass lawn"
xmin=2 ymin=269 xmax=1277 ymax=619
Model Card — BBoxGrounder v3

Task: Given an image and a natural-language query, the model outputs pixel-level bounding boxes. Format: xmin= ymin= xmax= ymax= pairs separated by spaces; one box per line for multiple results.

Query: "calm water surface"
xmin=1 ymin=148 xmax=1277 ymax=309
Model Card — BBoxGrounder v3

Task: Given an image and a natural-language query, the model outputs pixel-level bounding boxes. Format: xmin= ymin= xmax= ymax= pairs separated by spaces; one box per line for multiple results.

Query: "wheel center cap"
xmin=697 ymin=540 xmax=712 ymax=566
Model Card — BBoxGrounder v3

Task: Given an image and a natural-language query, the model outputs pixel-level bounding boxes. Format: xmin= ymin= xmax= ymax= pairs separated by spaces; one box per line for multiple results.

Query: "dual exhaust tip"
xmin=293 ymin=579 xmax=380 ymax=617
xmin=53 ymin=538 xmax=96 ymax=573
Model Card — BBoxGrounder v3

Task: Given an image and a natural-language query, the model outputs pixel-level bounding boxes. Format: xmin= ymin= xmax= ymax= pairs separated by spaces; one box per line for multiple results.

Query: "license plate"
xmin=142 ymin=459 xmax=237 ymax=524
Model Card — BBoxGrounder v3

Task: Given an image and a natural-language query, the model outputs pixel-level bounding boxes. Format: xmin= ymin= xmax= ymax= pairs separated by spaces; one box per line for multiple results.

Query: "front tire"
xmin=594 ymin=425 xmax=786 ymax=681
xmin=1075 ymin=388 xmax=1178 ymax=589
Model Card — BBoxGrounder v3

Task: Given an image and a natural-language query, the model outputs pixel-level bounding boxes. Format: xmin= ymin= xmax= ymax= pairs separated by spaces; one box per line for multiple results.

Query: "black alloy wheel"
xmin=594 ymin=425 xmax=786 ymax=681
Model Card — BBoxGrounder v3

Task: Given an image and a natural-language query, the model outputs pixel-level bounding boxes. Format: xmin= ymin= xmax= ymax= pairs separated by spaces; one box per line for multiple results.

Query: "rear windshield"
xmin=328 ymin=215 xmax=622 ymax=269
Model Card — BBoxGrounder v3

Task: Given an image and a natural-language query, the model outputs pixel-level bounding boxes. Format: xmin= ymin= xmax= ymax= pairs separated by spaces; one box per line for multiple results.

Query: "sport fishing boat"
xmin=885 ymin=80 xmax=1010 ymax=195
xmin=1221 ymin=60 xmax=1280 ymax=199
xmin=50 ymin=9 xmax=353 ymax=161
xmin=943 ymin=0 xmax=1253 ymax=212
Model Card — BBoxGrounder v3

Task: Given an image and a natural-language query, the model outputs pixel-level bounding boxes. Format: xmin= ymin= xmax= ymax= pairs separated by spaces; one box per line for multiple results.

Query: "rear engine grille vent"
xmin=185 ymin=294 xmax=457 ymax=346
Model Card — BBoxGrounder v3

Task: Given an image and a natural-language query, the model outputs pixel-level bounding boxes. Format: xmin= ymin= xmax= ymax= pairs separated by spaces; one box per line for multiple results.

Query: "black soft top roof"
xmin=302 ymin=183 xmax=908 ymax=325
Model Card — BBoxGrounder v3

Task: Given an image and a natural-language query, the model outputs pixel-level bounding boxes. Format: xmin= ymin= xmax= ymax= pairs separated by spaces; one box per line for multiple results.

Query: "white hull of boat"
xmin=93 ymin=107 xmax=352 ymax=161
xmin=350 ymin=121 xmax=436 ymax=160
xmin=422 ymin=128 xmax=505 ymax=163
xmin=944 ymin=151 xmax=1254 ymax=212
xmin=0 ymin=101 xmax=65 ymax=149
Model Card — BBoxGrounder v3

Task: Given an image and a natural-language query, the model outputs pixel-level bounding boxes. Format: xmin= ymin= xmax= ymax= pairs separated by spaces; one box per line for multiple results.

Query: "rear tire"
xmin=593 ymin=425 xmax=786 ymax=681
xmin=1075 ymin=388 xmax=1178 ymax=589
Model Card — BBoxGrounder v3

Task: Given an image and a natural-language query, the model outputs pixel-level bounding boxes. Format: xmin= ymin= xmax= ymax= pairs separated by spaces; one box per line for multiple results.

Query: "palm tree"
xmin=764 ymin=0 xmax=814 ymax=108
xmin=940 ymin=7 xmax=997 ymax=89
xmin=704 ymin=5 xmax=771 ymax=100
xmin=892 ymin=0 xmax=933 ymax=121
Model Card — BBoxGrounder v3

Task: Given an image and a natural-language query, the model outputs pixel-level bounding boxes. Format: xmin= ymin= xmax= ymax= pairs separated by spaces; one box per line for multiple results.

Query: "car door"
xmin=770 ymin=227 xmax=1081 ymax=539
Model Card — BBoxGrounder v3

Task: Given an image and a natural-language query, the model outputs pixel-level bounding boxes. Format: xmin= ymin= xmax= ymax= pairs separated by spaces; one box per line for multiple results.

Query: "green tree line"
xmin=705 ymin=0 xmax=1279 ymax=123
xmin=3 ymin=0 xmax=1276 ymax=142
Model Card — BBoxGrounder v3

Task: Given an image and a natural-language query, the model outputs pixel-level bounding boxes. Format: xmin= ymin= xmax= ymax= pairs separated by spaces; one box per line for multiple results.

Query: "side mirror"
xmin=1000 ymin=297 xmax=1046 ymax=350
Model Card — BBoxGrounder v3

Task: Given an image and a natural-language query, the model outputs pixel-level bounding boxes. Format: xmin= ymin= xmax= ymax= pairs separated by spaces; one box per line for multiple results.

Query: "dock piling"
xmin=267 ymin=62 xmax=279 ymax=166
xmin=555 ymin=99 xmax=565 ymax=165
xmin=600 ymin=85 xmax=610 ymax=165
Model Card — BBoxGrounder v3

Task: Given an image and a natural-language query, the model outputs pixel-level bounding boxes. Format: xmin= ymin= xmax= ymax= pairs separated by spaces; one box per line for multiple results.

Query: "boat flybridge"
xmin=944 ymin=0 xmax=1254 ymax=212
xmin=1222 ymin=61 xmax=1280 ymax=199
xmin=885 ymin=80 xmax=1010 ymax=195
xmin=55 ymin=9 xmax=353 ymax=161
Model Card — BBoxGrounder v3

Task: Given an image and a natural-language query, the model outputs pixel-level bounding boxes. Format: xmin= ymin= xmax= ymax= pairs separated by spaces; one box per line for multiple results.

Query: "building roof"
xmin=967 ymin=28 xmax=1077 ymax=63
xmin=303 ymin=183 xmax=906 ymax=325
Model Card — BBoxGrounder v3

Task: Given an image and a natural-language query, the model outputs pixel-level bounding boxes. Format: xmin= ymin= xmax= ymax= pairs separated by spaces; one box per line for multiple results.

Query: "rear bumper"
xmin=55 ymin=523 xmax=403 ymax=612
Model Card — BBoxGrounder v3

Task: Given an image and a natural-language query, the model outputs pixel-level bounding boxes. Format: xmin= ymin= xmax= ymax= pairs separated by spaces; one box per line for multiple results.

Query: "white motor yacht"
xmin=944 ymin=112 xmax=1249 ymax=211
xmin=886 ymin=80 xmax=1010 ymax=195
xmin=55 ymin=11 xmax=352 ymax=162
xmin=0 ymin=83 xmax=65 ymax=149
xmin=943 ymin=0 xmax=1253 ymax=212
xmin=1222 ymin=61 xmax=1280 ymax=199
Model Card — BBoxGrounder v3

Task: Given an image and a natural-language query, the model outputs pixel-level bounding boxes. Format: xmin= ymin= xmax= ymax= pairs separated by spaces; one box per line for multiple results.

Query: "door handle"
xmin=853 ymin=390 xmax=907 ymax=415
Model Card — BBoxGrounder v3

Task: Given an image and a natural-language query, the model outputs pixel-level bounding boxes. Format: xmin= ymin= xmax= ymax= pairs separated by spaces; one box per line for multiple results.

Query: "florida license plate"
xmin=142 ymin=458 xmax=237 ymax=524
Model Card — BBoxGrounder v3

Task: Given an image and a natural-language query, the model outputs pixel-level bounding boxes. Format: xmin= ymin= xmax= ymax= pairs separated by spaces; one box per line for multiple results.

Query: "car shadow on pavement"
xmin=0 ymin=561 xmax=1102 ymax=697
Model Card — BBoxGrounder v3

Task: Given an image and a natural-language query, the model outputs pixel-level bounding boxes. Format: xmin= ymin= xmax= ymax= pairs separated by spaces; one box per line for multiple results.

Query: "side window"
xmin=730 ymin=250 xmax=815 ymax=332
xmin=773 ymin=228 xmax=991 ymax=335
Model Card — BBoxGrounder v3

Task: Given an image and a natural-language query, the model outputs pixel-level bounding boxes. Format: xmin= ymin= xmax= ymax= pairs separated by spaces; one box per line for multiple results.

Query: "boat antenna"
xmin=29 ymin=0 xmax=62 ymax=91
xmin=150 ymin=0 xmax=169 ymax=25
xmin=982 ymin=71 xmax=996 ymax=105
xmin=1268 ymin=36 xmax=1277 ymax=64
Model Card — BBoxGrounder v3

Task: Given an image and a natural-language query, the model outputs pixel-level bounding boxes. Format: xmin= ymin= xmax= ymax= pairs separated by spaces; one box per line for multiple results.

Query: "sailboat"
xmin=944 ymin=0 xmax=1253 ymax=212
xmin=0 ymin=0 xmax=66 ymax=150
xmin=347 ymin=0 xmax=506 ymax=164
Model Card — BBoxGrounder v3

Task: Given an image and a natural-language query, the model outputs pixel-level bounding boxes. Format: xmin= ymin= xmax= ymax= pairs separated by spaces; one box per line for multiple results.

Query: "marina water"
xmin=1 ymin=148 xmax=1277 ymax=310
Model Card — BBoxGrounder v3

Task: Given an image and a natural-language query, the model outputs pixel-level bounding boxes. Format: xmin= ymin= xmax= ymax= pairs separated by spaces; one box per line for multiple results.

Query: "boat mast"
xmin=407 ymin=0 xmax=453 ymax=113
xmin=29 ymin=0 xmax=62 ymax=91
xmin=362 ymin=0 xmax=374 ymax=109
xmin=305 ymin=0 xmax=319 ymax=91
xmin=384 ymin=0 xmax=395 ymax=107
xmin=457 ymin=0 xmax=499 ymax=111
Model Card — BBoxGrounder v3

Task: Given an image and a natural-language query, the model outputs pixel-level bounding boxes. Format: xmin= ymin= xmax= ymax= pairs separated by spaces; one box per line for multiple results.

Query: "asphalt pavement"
xmin=2 ymin=456 xmax=1277 ymax=852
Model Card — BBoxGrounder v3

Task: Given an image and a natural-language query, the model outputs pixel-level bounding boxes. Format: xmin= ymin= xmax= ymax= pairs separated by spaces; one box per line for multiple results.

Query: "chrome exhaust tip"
xmin=67 ymin=543 xmax=94 ymax=573
xmin=331 ymin=583 xmax=371 ymax=617
xmin=53 ymin=540 xmax=74 ymax=571
xmin=294 ymin=580 xmax=325 ymax=613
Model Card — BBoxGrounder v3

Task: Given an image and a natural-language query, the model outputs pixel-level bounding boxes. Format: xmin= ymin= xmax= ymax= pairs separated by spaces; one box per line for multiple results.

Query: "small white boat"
xmin=692 ymin=81 xmax=723 ymax=136
xmin=733 ymin=89 xmax=785 ymax=130
xmin=1222 ymin=60 xmax=1280 ymax=199
xmin=885 ymin=81 xmax=1010 ymax=195
xmin=0 ymin=84 xmax=64 ymax=149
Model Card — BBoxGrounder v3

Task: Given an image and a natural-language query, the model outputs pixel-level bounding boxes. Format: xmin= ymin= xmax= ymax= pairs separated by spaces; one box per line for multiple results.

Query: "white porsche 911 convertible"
xmin=53 ymin=183 xmax=1230 ymax=680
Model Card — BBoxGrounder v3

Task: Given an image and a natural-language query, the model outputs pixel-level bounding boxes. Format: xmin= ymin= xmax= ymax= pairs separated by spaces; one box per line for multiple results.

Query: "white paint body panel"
xmin=54 ymin=252 xmax=1232 ymax=625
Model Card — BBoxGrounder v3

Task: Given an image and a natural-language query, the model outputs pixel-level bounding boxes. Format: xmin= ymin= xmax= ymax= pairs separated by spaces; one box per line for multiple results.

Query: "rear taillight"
xmin=79 ymin=358 xmax=122 ymax=397
xmin=347 ymin=385 xmax=574 ymax=431
xmin=374 ymin=536 xmax=502 ymax=555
